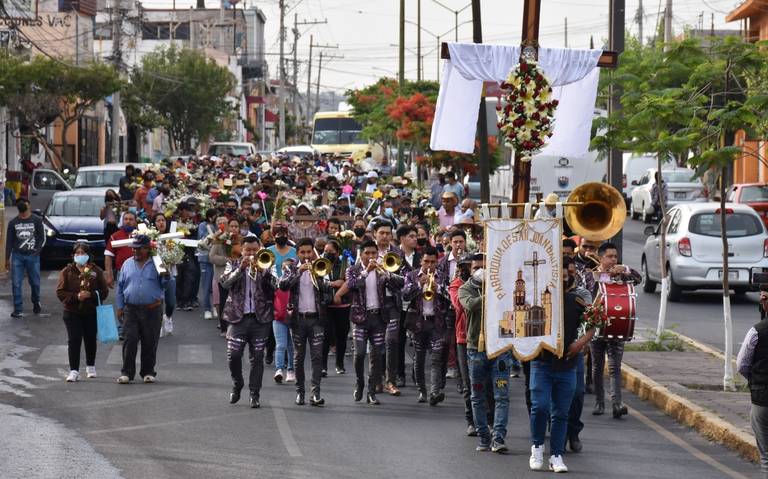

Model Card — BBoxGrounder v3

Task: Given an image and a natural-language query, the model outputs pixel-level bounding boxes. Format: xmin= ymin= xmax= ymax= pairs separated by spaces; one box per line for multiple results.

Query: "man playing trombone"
xmin=219 ymin=236 xmax=277 ymax=409
xmin=279 ymin=238 xmax=333 ymax=407
xmin=402 ymin=246 xmax=445 ymax=405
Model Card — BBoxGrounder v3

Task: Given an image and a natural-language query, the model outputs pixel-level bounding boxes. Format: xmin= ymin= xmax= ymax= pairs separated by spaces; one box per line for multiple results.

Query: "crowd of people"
xmin=22 ymin=151 xmax=642 ymax=473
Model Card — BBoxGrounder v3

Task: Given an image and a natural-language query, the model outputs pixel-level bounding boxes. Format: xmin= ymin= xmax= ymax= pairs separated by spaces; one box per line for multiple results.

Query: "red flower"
xmin=520 ymin=62 xmax=529 ymax=72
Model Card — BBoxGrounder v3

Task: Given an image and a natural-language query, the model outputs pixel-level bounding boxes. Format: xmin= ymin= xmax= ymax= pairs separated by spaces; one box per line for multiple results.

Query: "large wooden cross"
xmin=441 ymin=0 xmax=619 ymax=214
xmin=524 ymin=251 xmax=547 ymax=305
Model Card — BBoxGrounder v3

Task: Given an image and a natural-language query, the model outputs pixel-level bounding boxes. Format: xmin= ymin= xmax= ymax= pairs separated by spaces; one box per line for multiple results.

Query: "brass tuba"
xmin=378 ymin=252 xmax=403 ymax=273
xmin=565 ymin=182 xmax=627 ymax=241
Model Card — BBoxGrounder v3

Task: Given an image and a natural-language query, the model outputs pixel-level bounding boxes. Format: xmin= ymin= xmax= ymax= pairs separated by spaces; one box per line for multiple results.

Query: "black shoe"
xmin=491 ymin=439 xmax=508 ymax=454
xmin=249 ymin=394 xmax=260 ymax=409
xmin=456 ymin=382 xmax=464 ymax=394
xmin=569 ymin=437 xmax=583 ymax=453
xmin=366 ymin=392 xmax=380 ymax=405
xmin=429 ymin=391 xmax=445 ymax=406
xmin=335 ymin=366 xmax=346 ymax=375
xmin=593 ymin=401 xmax=605 ymax=415
xmin=396 ymin=376 xmax=406 ymax=388
xmin=265 ymin=352 xmax=274 ymax=365
xmin=418 ymin=391 xmax=428 ymax=403
xmin=191 ymin=300 xmax=200 ymax=309
xmin=353 ymin=383 xmax=364 ymax=402
xmin=613 ymin=402 xmax=628 ymax=418
xmin=295 ymin=393 xmax=305 ymax=406
xmin=466 ymin=424 xmax=478 ymax=437
xmin=32 ymin=302 xmax=41 ymax=314
xmin=321 ymin=369 xmax=327 ymax=378
xmin=310 ymin=393 xmax=325 ymax=407
xmin=229 ymin=387 xmax=242 ymax=404
xmin=10 ymin=311 xmax=22 ymax=319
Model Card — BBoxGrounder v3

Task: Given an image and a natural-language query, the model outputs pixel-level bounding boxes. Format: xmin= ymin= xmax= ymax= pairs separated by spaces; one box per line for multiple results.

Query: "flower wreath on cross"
xmin=496 ymin=58 xmax=559 ymax=162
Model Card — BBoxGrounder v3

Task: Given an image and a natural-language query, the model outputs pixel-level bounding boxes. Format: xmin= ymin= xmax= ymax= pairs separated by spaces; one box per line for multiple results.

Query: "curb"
xmin=622 ymin=363 xmax=758 ymax=462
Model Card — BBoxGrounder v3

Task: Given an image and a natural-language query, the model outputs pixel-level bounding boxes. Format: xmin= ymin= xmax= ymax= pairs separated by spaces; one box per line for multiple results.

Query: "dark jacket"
xmin=435 ymin=253 xmax=457 ymax=316
xmin=346 ymin=263 xmax=397 ymax=325
xmin=458 ymin=278 xmax=483 ymax=350
xmin=402 ymin=268 xmax=446 ymax=335
xmin=750 ymin=320 xmax=768 ymax=407
xmin=220 ymin=259 xmax=277 ymax=324
xmin=56 ymin=263 xmax=109 ymax=314
xmin=278 ymin=263 xmax=332 ymax=327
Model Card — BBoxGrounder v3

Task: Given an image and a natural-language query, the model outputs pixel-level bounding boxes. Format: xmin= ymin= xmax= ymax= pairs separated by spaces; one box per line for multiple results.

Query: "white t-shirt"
xmin=298 ymin=271 xmax=316 ymax=313
xmin=365 ymin=271 xmax=379 ymax=310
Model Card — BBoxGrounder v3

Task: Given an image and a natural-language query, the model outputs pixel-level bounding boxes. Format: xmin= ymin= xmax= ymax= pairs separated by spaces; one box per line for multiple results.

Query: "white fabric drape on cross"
xmin=430 ymin=43 xmax=603 ymax=156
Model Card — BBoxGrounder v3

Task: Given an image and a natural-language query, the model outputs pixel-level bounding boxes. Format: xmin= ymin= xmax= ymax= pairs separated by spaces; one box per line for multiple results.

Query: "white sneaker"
xmin=549 ymin=454 xmax=568 ymax=473
xmin=65 ymin=370 xmax=79 ymax=382
xmin=164 ymin=315 xmax=174 ymax=335
xmin=204 ymin=310 xmax=213 ymax=320
xmin=117 ymin=375 xmax=131 ymax=384
xmin=212 ymin=308 xmax=219 ymax=319
xmin=274 ymin=369 xmax=284 ymax=384
xmin=86 ymin=366 xmax=97 ymax=378
xmin=446 ymin=368 xmax=458 ymax=379
xmin=286 ymin=370 xmax=296 ymax=383
xmin=529 ymin=445 xmax=545 ymax=470
xmin=143 ymin=375 xmax=156 ymax=384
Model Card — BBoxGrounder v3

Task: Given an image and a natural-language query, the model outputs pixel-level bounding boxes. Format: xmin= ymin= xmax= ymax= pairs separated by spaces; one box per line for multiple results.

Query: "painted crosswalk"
xmin=36 ymin=344 xmax=216 ymax=367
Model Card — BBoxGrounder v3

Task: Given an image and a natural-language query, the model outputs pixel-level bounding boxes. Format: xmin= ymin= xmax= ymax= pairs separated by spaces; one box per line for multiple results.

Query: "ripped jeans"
xmin=467 ymin=349 xmax=512 ymax=444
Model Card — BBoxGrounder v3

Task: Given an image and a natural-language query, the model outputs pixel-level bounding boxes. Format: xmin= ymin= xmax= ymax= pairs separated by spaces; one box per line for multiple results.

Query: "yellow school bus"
xmin=310 ymin=111 xmax=382 ymax=161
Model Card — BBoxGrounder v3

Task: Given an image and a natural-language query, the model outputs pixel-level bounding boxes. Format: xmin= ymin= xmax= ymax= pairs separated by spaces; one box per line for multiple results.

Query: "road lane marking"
xmin=628 ymin=405 xmax=751 ymax=479
xmin=178 ymin=344 xmax=213 ymax=364
xmin=37 ymin=345 xmax=68 ymax=365
xmin=64 ymin=388 xmax=188 ymax=409
xmin=86 ymin=410 xmax=255 ymax=435
xmin=269 ymin=400 xmax=302 ymax=457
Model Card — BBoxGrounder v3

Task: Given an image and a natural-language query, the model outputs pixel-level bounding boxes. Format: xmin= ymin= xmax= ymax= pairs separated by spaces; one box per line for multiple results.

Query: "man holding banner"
xmin=459 ymin=253 xmax=512 ymax=454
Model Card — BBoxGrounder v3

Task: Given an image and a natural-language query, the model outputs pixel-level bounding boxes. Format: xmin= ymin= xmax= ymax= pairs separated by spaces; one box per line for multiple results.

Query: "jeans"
xmin=412 ymin=319 xmax=444 ymax=396
xmin=467 ymin=349 xmax=511 ymax=444
xmin=322 ymin=306 xmax=350 ymax=371
xmin=530 ymin=359 xmax=577 ymax=456
xmin=568 ymin=352 xmax=586 ymax=441
xmin=121 ymin=304 xmax=162 ymax=379
xmin=384 ymin=300 xmax=401 ymax=385
xmin=11 ymin=253 xmax=40 ymax=312
xmin=273 ymin=320 xmax=294 ymax=372
xmin=353 ymin=313 xmax=386 ymax=393
xmin=62 ymin=310 xmax=97 ymax=371
xmin=292 ymin=315 xmax=325 ymax=395
xmin=752 ymin=403 xmax=768 ymax=478
xmin=176 ymin=253 xmax=200 ymax=306
xmin=590 ymin=339 xmax=625 ymax=405
xmin=227 ymin=315 xmax=271 ymax=396
xmin=164 ymin=276 xmax=177 ymax=318
xmin=456 ymin=343 xmax=474 ymax=426
xmin=199 ymin=261 xmax=213 ymax=311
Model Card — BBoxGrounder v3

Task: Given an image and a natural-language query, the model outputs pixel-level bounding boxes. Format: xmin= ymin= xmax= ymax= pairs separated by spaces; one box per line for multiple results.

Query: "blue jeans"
xmin=11 ymin=254 xmax=40 ymax=313
xmin=530 ymin=359 xmax=577 ymax=456
xmin=164 ymin=276 xmax=177 ymax=317
xmin=198 ymin=261 xmax=213 ymax=311
xmin=467 ymin=349 xmax=511 ymax=444
xmin=273 ymin=320 xmax=294 ymax=371
xmin=568 ymin=352 xmax=585 ymax=441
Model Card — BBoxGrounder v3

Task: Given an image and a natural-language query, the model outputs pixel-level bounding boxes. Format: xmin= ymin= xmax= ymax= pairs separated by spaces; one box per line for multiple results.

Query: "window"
xmin=741 ymin=185 xmax=768 ymax=203
xmin=689 ymin=213 xmax=763 ymax=238
xmin=207 ymin=145 xmax=252 ymax=157
xmin=662 ymin=170 xmax=695 ymax=183
xmin=667 ymin=210 xmax=681 ymax=234
xmin=312 ymin=117 xmax=364 ymax=145
xmin=74 ymin=170 xmax=123 ymax=188
xmin=46 ymin=196 xmax=103 ymax=217
xmin=34 ymin=172 xmax=65 ymax=190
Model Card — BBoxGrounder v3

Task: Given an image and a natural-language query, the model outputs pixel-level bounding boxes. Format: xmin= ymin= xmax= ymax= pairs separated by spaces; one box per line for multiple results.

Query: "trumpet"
xmin=377 ymin=252 xmax=402 ymax=273
xmin=311 ymin=257 xmax=332 ymax=278
xmin=423 ymin=271 xmax=436 ymax=301
xmin=247 ymin=249 xmax=276 ymax=280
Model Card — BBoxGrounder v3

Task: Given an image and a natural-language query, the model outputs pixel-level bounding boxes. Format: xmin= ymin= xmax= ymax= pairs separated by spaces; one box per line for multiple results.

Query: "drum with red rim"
xmin=597 ymin=282 xmax=636 ymax=341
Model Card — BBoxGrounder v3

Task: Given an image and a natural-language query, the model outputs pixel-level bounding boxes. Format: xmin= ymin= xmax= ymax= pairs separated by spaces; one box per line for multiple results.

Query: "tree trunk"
xmin=61 ymin=119 xmax=72 ymax=169
xmin=720 ymin=167 xmax=735 ymax=391
xmin=656 ymin=155 xmax=670 ymax=342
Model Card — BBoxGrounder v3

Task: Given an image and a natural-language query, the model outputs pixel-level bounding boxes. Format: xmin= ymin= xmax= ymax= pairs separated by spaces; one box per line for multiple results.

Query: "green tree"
xmin=123 ymin=46 xmax=236 ymax=153
xmin=0 ymin=54 xmax=122 ymax=169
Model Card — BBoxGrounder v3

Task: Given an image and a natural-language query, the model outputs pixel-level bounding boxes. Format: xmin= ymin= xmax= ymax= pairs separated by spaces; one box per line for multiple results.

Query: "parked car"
xmin=25 ymin=168 xmax=71 ymax=212
xmin=623 ymin=154 xmax=670 ymax=207
xmin=630 ymin=167 xmax=706 ymax=223
xmin=728 ymin=183 xmax=768 ymax=226
xmin=640 ymin=203 xmax=768 ymax=301
xmin=41 ymin=189 xmax=108 ymax=265
xmin=207 ymin=142 xmax=257 ymax=157
xmin=74 ymin=163 xmax=147 ymax=190
xmin=277 ymin=145 xmax=318 ymax=160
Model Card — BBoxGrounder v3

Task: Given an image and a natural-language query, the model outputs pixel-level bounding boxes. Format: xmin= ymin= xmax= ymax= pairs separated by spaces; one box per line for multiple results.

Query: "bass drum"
xmin=597 ymin=282 xmax=636 ymax=341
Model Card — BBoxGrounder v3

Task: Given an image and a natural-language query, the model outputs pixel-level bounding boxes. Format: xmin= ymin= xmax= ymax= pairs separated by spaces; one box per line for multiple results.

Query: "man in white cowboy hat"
xmin=365 ymin=171 xmax=379 ymax=194
xmin=535 ymin=192 xmax=560 ymax=220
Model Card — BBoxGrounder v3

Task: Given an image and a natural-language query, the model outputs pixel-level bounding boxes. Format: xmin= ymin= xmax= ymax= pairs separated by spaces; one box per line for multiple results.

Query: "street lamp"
xmin=431 ymin=0 xmax=472 ymax=42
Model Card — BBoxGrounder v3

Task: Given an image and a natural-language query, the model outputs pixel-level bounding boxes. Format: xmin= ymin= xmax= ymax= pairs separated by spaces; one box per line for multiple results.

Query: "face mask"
xmin=324 ymin=252 xmax=337 ymax=262
xmin=128 ymin=207 xmax=137 ymax=214
xmin=235 ymin=188 xmax=244 ymax=195
xmin=384 ymin=207 xmax=394 ymax=217
xmin=353 ymin=227 xmax=366 ymax=238
xmin=74 ymin=254 xmax=89 ymax=266
xmin=240 ymin=229 xmax=249 ymax=237
xmin=17 ymin=203 xmax=29 ymax=213
xmin=417 ymin=238 xmax=428 ymax=247
xmin=275 ymin=236 xmax=288 ymax=247
xmin=472 ymin=268 xmax=485 ymax=282
xmin=122 ymin=225 xmax=135 ymax=233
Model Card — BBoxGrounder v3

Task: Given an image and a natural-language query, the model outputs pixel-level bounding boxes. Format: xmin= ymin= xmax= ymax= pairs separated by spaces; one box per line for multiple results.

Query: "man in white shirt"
xmin=365 ymin=171 xmax=379 ymax=193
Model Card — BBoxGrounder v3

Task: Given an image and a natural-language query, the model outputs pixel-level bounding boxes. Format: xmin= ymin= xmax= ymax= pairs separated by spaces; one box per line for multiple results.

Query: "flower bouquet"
xmin=79 ymin=265 xmax=96 ymax=291
xmin=336 ymin=230 xmax=357 ymax=265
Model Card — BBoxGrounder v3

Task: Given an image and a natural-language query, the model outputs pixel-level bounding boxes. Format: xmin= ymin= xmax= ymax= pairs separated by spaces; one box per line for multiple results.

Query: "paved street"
xmin=0 ymin=266 xmax=761 ymax=478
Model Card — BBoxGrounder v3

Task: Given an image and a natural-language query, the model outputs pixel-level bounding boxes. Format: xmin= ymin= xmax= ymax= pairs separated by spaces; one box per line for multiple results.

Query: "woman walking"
xmin=152 ymin=213 xmax=177 ymax=336
xmin=56 ymin=242 xmax=109 ymax=382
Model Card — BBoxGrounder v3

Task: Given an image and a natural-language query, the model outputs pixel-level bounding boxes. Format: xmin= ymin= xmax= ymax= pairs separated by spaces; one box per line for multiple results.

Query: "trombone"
xmin=422 ymin=271 xmax=436 ymax=301
xmin=377 ymin=252 xmax=402 ymax=273
xmin=308 ymin=257 xmax=332 ymax=289
xmin=247 ymin=249 xmax=275 ymax=280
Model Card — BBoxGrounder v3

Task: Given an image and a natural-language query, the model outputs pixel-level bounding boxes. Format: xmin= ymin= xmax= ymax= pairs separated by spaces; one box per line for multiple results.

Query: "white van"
xmin=207 ymin=142 xmax=257 ymax=157
xmin=623 ymin=154 xmax=670 ymax=204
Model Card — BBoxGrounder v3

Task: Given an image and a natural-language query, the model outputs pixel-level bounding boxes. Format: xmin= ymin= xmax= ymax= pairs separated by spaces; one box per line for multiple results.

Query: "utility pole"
xmin=294 ymin=17 xmax=327 ymax=127
xmin=472 ymin=0 xmax=489 ymax=203
xmin=306 ymin=34 xmax=313 ymax=127
xmin=278 ymin=0 xmax=286 ymax=147
xmin=564 ymin=17 xmax=568 ymax=47
xmin=663 ymin=0 xmax=672 ymax=51
xmin=417 ymin=0 xmax=421 ymax=81
xmin=636 ymin=0 xmax=644 ymax=46
xmin=111 ymin=0 xmax=123 ymax=161
xmin=397 ymin=0 xmax=405 ymax=174
xmin=608 ymin=0 xmax=625 ymax=257
xmin=315 ymin=52 xmax=343 ymax=115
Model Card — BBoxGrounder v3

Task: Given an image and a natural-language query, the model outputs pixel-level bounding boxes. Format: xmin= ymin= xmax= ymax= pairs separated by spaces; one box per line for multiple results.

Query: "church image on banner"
xmin=499 ymin=252 xmax=553 ymax=339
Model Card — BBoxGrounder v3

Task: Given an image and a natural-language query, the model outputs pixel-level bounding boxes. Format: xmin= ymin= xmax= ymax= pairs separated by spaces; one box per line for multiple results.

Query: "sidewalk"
xmin=622 ymin=340 xmax=758 ymax=462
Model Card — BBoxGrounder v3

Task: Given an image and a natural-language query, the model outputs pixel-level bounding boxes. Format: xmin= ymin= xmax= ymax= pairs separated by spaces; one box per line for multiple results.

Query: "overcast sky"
xmin=143 ymin=0 xmax=743 ymax=92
